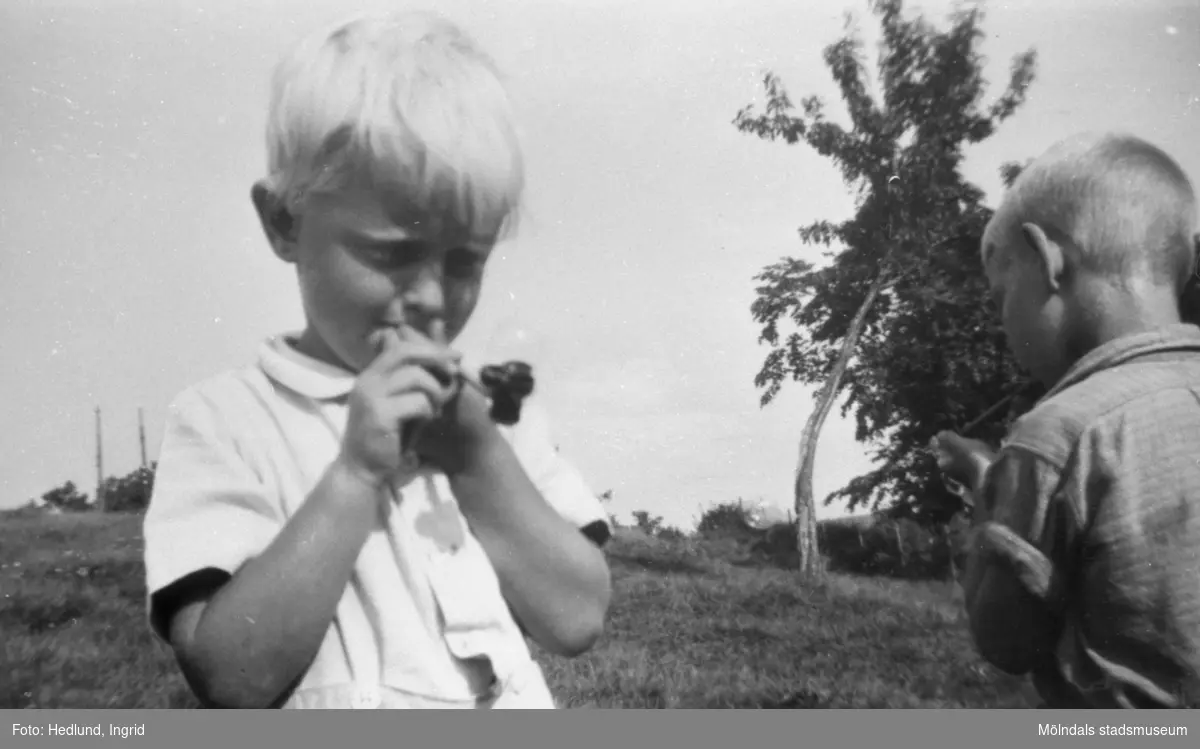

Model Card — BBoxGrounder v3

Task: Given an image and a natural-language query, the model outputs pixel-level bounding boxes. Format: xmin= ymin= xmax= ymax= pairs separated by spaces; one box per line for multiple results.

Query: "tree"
xmin=40 ymin=481 xmax=90 ymax=513
xmin=733 ymin=0 xmax=1037 ymax=575
xmin=853 ymin=161 xmax=1043 ymax=527
xmin=631 ymin=510 xmax=666 ymax=537
xmin=100 ymin=463 xmax=156 ymax=513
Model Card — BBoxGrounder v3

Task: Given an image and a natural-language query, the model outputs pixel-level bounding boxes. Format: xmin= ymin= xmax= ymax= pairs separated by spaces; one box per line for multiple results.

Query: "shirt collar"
xmin=258 ymin=333 xmax=358 ymax=401
xmin=257 ymin=332 xmax=488 ymax=403
xmin=1044 ymin=323 xmax=1200 ymax=400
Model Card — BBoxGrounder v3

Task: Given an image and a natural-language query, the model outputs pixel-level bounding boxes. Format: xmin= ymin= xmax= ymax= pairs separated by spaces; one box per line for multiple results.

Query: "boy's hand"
xmin=931 ymin=431 xmax=997 ymax=490
xmin=336 ymin=326 xmax=461 ymax=490
xmin=414 ymin=373 xmax=500 ymax=476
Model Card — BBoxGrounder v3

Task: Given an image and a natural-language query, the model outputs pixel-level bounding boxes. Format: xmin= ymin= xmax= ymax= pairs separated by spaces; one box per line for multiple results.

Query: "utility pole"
xmin=95 ymin=406 xmax=105 ymax=512
xmin=138 ymin=407 xmax=148 ymax=468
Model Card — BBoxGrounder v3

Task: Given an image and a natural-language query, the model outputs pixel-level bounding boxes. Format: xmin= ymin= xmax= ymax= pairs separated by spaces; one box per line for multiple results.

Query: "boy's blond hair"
xmin=984 ymin=132 xmax=1197 ymax=291
xmin=263 ymin=11 xmax=524 ymax=243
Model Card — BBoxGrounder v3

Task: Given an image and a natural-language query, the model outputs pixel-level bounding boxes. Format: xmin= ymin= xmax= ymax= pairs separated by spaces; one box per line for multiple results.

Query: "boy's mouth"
xmin=378 ymin=320 xmax=448 ymax=344
xmin=374 ymin=322 xmax=458 ymax=388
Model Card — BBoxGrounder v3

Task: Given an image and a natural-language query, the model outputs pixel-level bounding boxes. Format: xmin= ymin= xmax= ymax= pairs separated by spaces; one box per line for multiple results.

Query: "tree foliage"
xmin=40 ymin=480 xmax=90 ymax=513
xmin=100 ymin=463 xmax=156 ymax=514
xmin=29 ymin=464 xmax=157 ymax=516
xmin=734 ymin=0 xmax=1038 ymax=523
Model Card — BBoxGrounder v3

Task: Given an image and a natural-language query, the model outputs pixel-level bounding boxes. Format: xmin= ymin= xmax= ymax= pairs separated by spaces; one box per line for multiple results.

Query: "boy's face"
xmin=983 ymin=226 xmax=1069 ymax=387
xmin=259 ymin=183 xmax=494 ymax=373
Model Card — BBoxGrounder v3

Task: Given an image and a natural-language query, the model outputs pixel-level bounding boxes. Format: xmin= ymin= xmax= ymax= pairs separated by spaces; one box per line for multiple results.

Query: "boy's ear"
xmin=1020 ymin=222 xmax=1064 ymax=293
xmin=251 ymin=181 xmax=299 ymax=262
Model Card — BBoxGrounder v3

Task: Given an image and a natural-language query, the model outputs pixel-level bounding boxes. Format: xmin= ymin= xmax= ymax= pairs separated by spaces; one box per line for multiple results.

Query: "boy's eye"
xmin=445 ymin=248 xmax=485 ymax=279
xmin=355 ymin=241 xmax=484 ymax=278
xmin=357 ymin=241 xmax=421 ymax=269
xmin=357 ymin=245 xmax=398 ymax=265
xmin=363 ymin=247 xmax=395 ymax=264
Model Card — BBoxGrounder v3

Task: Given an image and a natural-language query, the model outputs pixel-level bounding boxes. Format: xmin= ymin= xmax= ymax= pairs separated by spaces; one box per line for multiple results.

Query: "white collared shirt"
xmin=143 ymin=334 xmax=609 ymax=709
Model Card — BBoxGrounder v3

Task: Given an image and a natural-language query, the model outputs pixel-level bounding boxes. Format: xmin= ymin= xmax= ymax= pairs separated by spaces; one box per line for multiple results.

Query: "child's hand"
xmin=413 ymin=373 xmax=498 ymax=476
xmin=931 ymin=431 xmax=996 ymax=490
xmin=337 ymin=326 xmax=461 ymax=490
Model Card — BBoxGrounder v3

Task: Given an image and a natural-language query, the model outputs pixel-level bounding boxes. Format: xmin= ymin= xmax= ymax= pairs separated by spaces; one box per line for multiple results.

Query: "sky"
xmin=1 ymin=0 xmax=1198 ymax=529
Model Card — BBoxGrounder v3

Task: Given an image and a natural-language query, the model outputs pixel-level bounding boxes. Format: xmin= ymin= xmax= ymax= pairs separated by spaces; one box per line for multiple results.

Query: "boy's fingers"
xmin=367 ymin=326 xmax=461 ymax=382
xmin=384 ymin=391 xmax=441 ymax=433
xmin=427 ymin=319 xmax=447 ymax=346
xmin=930 ymin=433 xmax=952 ymax=457
xmin=395 ymin=324 xmax=460 ymax=360
xmin=931 ymin=433 xmax=975 ymax=476
xmin=383 ymin=366 xmax=458 ymax=409
xmin=933 ymin=431 xmax=978 ymax=459
xmin=398 ymin=324 xmax=462 ymax=384
xmin=368 ymin=327 xmax=404 ymax=364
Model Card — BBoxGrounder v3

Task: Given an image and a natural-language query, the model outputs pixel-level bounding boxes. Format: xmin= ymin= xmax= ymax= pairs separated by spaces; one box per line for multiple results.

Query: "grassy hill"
xmin=1 ymin=512 xmax=1036 ymax=708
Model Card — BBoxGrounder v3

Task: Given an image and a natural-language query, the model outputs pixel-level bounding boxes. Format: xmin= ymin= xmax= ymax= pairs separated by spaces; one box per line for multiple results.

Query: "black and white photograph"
xmin=2 ymin=0 xmax=1199 ymax=726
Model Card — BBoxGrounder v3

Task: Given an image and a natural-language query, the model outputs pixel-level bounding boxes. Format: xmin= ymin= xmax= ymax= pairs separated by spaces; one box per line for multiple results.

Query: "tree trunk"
xmin=793 ymin=272 xmax=888 ymax=577
xmin=944 ymin=523 xmax=959 ymax=582
xmin=894 ymin=522 xmax=908 ymax=569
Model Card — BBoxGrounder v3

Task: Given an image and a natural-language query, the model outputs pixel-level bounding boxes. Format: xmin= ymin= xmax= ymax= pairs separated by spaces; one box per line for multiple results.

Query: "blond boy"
xmin=143 ymin=12 xmax=612 ymax=709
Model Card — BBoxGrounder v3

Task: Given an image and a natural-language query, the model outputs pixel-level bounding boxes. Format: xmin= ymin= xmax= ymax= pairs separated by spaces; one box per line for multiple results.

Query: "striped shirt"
xmin=965 ymin=324 xmax=1200 ymax=708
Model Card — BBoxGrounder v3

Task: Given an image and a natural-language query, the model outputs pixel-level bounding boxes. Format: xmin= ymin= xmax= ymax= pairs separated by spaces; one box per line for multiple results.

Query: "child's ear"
xmin=251 ymin=181 xmax=299 ymax=262
xmin=1021 ymin=222 xmax=1064 ymax=293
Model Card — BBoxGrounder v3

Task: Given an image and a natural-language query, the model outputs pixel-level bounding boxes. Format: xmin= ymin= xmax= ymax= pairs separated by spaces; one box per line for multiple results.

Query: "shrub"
xmin=631 ymin=510 xmax=665 ymax=536
xmin=100 ymin=464 xmax=156 ymax=514
xmin=655 ymin=526 xmax=688 ymax=542
xmin=40 ymin=482 xmax=90 ymax=513
xmin=818 ymin=515 xmax=967 ymax=580
xmin=695 ymin=500 xmax=756 ymax=537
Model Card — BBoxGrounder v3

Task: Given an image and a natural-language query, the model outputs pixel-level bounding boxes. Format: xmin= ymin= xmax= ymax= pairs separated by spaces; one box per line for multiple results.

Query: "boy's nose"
xmin=394 ymin=264 xmax=447 ymax=338
xmin=402 ymin=264 xmax=446 ymax=313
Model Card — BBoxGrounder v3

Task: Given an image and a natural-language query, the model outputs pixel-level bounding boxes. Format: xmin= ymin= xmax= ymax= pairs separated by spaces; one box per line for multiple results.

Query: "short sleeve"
xmin=143 ymin=388 xmax=282 ymax=633
xmin=505 ymin=399 xmax=610 ymax=544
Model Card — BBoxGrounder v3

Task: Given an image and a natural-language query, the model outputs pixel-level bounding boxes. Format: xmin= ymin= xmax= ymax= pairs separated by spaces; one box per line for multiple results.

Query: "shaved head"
xmin=983 ymin=132 xmax=1197 ymax=291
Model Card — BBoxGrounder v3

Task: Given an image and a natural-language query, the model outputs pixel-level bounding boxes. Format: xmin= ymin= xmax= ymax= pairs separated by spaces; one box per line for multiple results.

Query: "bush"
xmin=818 ymin=515 xmax=967 ymax=580
xmin=749 ymin=521 xmax=800 ymax=569
xmin=99 ymin=464 xmax=156 ymax=513
xmin=627 ymin=510 xmax=687 ymax=541
xmin=695 ymin=500 xmax=756 ymax=537
xmin=631 ymin=510 xmax=664 ymax=536
xmin=40 ymin=481 xmax=90 ymax=513
xmin=655 ymin=526 xmax=688 ymax=542
xmin=621 ymin=498 xmax=968 ymax=581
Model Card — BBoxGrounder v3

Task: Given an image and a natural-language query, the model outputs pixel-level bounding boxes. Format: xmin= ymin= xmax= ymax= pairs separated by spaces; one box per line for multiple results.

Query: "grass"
xmin=0 ymin=513 xmax=1037 ymax=709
